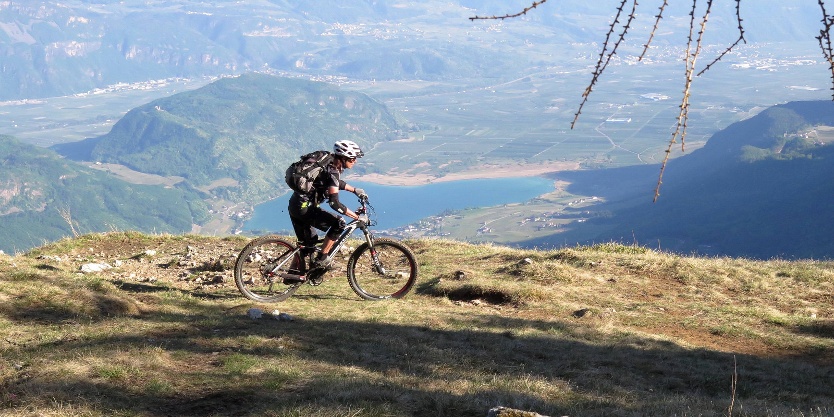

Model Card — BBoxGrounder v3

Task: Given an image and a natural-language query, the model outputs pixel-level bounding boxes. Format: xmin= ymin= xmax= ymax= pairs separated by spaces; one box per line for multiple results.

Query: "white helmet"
xmin=333 ymin=140 xmax=364 ymax=159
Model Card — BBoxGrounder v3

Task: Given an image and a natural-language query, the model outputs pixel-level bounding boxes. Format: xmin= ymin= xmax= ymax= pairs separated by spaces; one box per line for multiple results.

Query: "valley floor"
xmin=349 ymin=160 xmax=580 ymax=186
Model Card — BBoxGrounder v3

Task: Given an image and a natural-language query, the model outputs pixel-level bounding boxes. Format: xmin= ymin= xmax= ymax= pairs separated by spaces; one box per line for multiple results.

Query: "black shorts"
xmin=288 ymin=193 xmax=345 ymax=245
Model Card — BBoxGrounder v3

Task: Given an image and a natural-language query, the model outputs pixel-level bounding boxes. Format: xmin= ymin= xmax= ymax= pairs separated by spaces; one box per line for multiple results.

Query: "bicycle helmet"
xmin=333 ymin=140 xmax=364 ymax=159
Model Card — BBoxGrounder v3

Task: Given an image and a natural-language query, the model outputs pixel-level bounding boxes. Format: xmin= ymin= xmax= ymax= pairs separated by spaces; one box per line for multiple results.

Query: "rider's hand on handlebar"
xmin=353 ymin=188 xmax=368 ymax=201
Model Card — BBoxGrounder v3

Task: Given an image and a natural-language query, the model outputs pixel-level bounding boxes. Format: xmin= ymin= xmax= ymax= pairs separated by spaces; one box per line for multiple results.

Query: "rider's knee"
xmin=327 ymin=217 xmax=346 ymax=239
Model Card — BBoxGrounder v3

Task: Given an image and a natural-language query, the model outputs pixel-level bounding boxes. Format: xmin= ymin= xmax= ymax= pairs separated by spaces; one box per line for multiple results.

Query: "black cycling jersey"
xmin=288 ymin=163 xmax=348 ymax=246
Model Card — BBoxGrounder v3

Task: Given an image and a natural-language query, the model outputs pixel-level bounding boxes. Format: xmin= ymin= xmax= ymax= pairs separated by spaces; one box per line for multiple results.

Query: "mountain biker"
xmin=287 ymin=140 xmax=368 ymax=281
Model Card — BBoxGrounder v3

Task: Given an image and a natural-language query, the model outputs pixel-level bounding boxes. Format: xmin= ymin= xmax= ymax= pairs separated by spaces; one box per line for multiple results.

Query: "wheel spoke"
xmin=234 ymin=236 xmax=302 ymax=302
xmin=347 ymin=239 xmax=417 ymax=300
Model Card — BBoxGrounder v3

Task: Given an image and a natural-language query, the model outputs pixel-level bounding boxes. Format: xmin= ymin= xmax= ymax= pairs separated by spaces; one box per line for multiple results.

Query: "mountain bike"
xmin=233 ymin=196 xmax=418 ymax=302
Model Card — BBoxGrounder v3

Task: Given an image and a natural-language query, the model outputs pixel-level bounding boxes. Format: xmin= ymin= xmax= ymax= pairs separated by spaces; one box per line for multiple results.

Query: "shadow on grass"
xmin=7 ymin=304 xmax=834 ymax=416
xmin=113 ymin=279 xmax=240 ymax=301
xmin=794 ymin=320 xmax=834 ymax=339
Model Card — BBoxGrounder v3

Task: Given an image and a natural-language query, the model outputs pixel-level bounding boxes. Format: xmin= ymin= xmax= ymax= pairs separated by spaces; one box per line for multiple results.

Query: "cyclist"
xmin=287 ymin=140 xmax=368 ymax=281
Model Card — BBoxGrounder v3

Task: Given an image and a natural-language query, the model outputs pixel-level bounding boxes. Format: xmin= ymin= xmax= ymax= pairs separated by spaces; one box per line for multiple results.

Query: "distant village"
xmin=382 ymin=196 xmax=601 ymax=240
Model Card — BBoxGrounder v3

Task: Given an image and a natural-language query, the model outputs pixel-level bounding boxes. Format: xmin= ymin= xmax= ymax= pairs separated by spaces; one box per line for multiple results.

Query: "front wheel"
xmin=234 ymin=235 xmax=301 ymax=303
xmin=346 ymin=238 xmax=418 ymax=300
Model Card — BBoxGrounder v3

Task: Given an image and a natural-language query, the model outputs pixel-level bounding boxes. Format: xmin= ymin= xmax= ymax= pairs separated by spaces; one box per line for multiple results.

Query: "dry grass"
xmin=0 ymin=232 xmax=832 ymax=416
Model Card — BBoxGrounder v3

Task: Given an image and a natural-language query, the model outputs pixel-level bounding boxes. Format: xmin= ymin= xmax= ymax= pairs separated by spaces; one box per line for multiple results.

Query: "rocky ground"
xmin=30 ymin=234 xmax=253 ymax=292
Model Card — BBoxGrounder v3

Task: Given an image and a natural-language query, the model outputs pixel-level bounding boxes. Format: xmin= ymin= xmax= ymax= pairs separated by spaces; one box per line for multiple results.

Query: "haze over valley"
xmin=1 ymin=0 xmax=833 ymax=258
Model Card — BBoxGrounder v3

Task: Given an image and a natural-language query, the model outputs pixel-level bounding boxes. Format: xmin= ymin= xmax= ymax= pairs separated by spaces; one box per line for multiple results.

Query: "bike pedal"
xmin=280 ymin=272 xmax=306 ymax=285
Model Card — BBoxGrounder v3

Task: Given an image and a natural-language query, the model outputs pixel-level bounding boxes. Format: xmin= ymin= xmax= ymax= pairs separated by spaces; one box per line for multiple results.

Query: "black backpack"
xmin=284 ymin=150 xmax=333 ymax=194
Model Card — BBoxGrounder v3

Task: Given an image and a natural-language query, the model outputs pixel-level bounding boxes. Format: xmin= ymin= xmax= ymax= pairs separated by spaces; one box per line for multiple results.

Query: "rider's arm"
xmin=339 ymin=180 xmax=359 ymax=194
xmin=327 ymin=186 xmax=359 ymax=220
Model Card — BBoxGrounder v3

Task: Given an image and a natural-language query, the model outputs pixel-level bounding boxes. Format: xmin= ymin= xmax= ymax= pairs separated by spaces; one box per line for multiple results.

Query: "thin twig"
xmin=698 ymin=0 xmax=746 ymax=76
xmin=655 ymin=0 xmax=713 ymax=202
xmin=727 ymin=355 xmax=738 ymax=416
xmin=572 ymin=0 xmax=639 ymax=129
xmin=639 ymin=0 xmax=669 ymax=61
xmin=57 ymin=206 xmax=79 ymax=237
xmin=468 ymin=0 xmax=834 ymax=202
xmin=818 ymin=0 xmax=834 ymax=98
xmin=469 ymin=0 xmax=549 ymax=20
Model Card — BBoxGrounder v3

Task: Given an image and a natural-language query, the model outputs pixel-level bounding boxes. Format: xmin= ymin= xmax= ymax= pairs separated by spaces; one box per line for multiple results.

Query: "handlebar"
xmin=354 ymin=195 xmax=374 ymax=226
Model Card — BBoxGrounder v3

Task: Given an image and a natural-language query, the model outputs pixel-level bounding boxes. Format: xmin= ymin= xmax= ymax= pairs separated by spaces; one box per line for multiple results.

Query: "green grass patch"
xmin=1 ymin=233 xmax=832 ymax=416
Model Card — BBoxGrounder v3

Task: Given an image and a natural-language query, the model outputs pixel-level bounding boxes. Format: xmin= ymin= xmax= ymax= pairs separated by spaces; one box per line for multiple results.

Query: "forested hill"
xmin=0 ymin=136 xmax=209 ymax=254
xmin=537 ymin=100 xmax=834 ymax=260
xmin=53 ymin=74 xmax=403 ymax=203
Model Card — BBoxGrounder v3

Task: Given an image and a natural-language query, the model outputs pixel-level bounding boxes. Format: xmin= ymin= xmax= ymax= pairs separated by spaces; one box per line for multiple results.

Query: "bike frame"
xmin=272 ymin=201 xmax=379 ymax=277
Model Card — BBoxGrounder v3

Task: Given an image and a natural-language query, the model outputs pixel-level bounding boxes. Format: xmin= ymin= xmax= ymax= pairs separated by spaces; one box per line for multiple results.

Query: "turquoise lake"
xmin=243 ymin=176 xmax=554 ymax=234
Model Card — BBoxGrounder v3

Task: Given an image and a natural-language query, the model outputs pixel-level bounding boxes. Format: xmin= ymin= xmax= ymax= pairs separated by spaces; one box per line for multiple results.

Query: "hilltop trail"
xmin=17 ymin=232 xmax=832 ymax=367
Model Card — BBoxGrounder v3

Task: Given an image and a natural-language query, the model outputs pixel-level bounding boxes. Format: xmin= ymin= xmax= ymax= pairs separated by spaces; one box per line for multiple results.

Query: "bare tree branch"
xmin=470 ymin=0 xmax=834 ymax=200
xmin=655 ymin=0 xmax=714 ymax=202
xmin=469 ymin=0 xmax=549 ymax=21
xmin=639 ymin=0 xmax=670 ymax=61
xmin=818 ymin=0 xmax=834 ymax=98
xmin=572 ymin=0 xmax=639 ymax=129
xmin=697 ymin=0 xmax=746 ymax=76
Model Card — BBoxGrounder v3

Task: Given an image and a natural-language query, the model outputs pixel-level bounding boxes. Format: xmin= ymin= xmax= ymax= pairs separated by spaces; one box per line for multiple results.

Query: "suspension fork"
xmin=360 ymin=226 xmax=386 ymax=275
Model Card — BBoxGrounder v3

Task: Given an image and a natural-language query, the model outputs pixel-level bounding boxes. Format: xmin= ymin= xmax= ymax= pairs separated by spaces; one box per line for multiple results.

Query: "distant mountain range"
xmin=53 ymin=73 xmax=402 ymax=203
xmin=2 ymin=71 xmax=833 ymax=258
xmin=0 ymin=74 xmax=400 ymax=254
xmin=0 ymin=0 xmax=825 ymax=100
xmin=532 ymin=100 xmax=834 ymax=260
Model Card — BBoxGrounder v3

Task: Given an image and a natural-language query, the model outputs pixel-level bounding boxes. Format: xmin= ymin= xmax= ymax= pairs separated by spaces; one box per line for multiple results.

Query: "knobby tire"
xmin=234 ymin=235 xmax=301 ymax=303
xmin=346 ymin=238 xmax=418 ymax=300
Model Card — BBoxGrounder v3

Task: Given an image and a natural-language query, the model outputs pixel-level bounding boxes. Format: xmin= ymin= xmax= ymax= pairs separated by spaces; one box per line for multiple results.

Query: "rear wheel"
xmin=346 ymin=238 xmax=418 ymax=300
xmin=234 ymin=235 xmax=302 ymax=303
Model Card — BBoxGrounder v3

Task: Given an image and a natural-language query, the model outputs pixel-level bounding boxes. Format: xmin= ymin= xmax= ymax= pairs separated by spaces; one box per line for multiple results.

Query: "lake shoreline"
xmin=346 ymin=161 xmax=580 ymax=186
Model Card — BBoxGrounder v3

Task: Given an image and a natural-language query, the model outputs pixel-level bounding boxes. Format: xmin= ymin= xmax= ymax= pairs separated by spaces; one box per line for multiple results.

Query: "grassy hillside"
xmin=0 ymin=136 xmax=209 ymax=254
xmin=1 ymin=232 xmax=832 ymax=416
xmin=53 ymin=73 xmax=403 ymax=203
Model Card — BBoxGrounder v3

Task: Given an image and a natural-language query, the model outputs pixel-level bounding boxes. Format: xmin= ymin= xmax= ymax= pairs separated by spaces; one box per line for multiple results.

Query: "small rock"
xmin=520 ymin=258 xmax=533 ymax=265
xmin=247 ymin=308 xmax=263 ymax=319
xmin=144 ymin=249 xmax=157 ymax=257
xmin=488 ymin=406 xmax=550 ymax=417
xmin=277 ymin=312 xmax=294 ymax=322
xmin=572 ymin=308 xmax=590 ymax=318
xmin=80 ymin=263 xmax=112 ymax=273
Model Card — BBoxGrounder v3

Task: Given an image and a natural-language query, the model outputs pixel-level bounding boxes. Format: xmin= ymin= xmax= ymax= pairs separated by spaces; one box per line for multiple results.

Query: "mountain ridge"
xmin=53 ymin=73 xmax=403 ymax=203
xmin=0 ymin=135 xmax=209 ymax=254
xmin=534 ymin=100 xmax=834 ymax=260
xmin=0 ymin=1 xmax=824 ymax=100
